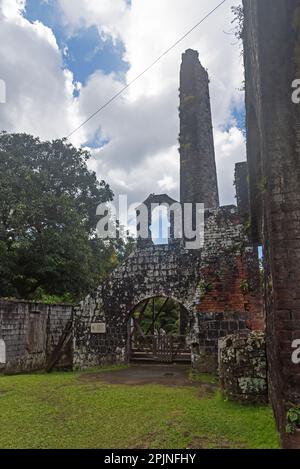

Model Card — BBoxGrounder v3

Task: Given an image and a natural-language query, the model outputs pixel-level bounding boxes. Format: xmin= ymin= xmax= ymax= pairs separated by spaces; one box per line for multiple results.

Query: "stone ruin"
xmin=2 ymin=2 xmax=300 ymax=448
xmin=0 ymin=49 xmax=264 ymax=377
xmin=73 ymin=49 xmax=264 ymax=372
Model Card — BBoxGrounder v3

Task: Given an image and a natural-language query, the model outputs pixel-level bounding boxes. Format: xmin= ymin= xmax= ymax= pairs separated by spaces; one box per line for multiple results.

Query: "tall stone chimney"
xmin=179 ymin=49 xmax=219 ymax=209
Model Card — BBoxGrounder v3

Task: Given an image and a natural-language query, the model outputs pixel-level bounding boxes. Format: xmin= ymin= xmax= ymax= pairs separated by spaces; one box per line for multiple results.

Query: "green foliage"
xmin=0 ymin=132 xmax=134 ymax=301
xmin=257 ymin=176 xmax=268 ymax=194
xmin=182 ymin=95 xmax=197 ymax=106
xmin=286 ymin=406 xmax=300 ymax=434
xmin=29 ymin=289 xmax=76 ymax=305
xmin=133 ymin=297 xmax=183 ymax=335
xmin=189 ymin=371 xmax=218 ymax=385
xmin=240 ymin=280 xmax=250 ymax=295
xmin=242 ymin=218 xmax=251 ymax=237
xmin=0 ymin=370 xmax=279 ymax=448
xmin=231 ymin=5 xmax=244 ymax=42
xmin=231 ymin=5 xmax=245 ymax=91
xmin=198 ymin=280 xmax=213 ymax=300
xmin=181 ymin=142 xmax=192 ymax=152
xmin=258 ymin=254 xmax=265 ymax=290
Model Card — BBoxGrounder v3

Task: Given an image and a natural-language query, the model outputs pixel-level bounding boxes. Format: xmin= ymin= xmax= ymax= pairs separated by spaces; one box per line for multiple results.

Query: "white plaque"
xmin=91 ymin=323 xmax=106 ymax=334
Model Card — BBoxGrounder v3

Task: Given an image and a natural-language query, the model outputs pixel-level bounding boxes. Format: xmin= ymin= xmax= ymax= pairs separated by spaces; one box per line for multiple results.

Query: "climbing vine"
xmin=198 ymin=280 xmax=213 ymax=300
xmin=240 ymin=279 xmax=250 ymax=295
xmin=286 ymin=406 xmax=300 ymax=434
xmin=231 ymin=5 xmax=244 ymax=42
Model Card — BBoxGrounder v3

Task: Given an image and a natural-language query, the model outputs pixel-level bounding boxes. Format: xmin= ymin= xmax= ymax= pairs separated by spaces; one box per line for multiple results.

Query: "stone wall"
xmin=74 ymin=206 xmax=263 ymax=371
xmin=0 ymin=300 xmax=73 ymax=373
xmin=243 ymin=0 xmax=300 ymax=448
xmin=191 ymin=312 xmax=249 ymax=372
xmin=219 ymin=331 xmax=268 ymax=404
xmin=235 ymin=162 xmax=250 ymax=220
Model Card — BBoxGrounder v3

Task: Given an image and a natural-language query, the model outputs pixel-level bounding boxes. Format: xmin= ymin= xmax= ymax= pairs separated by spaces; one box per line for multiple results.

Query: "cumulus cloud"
xmin=0 ymin=0 xmax=246 ymax=209
xmin=88 ymin=143 xmax=180 ymax=205
xmin=215 ymin=127 xmax=246 ymax=206
xmin=1 ymin=0 xmax=25 ymax=19
xmin=58 ymin=0 xmax=129 ymax=41
xmin=61 ymin=0 xmax=245 ymax=205
xmin=0 ymin=0 xmax=81 ymax=141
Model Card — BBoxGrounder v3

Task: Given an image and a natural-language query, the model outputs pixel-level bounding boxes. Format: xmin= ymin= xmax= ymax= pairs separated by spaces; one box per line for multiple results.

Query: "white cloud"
xmin=89 ymin=144 xmax=180 ymax=205
xmin=0 ymin=0 xmax=246 ymax=209
xmin=215 ymin=126 xmax=246 ymax=205
xmin=0 ymin=1 xmax=82 ymax=142
xmin=0 ymin=0 xmax=25 ymax=19
xmin=67 ymin=0 xmax=245 ymax=206
xmin=58 ymin=0 xmax=129 ymax=41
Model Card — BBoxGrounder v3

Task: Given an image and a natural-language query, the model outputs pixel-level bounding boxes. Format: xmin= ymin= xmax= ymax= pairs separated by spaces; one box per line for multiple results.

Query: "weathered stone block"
xmin=219 ymin=331 xmax=268 ymax=404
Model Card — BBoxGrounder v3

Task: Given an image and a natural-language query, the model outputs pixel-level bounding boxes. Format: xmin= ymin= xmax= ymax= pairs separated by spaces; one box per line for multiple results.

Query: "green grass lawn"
xmin=0 ymin=367 xmax=280 ymax=449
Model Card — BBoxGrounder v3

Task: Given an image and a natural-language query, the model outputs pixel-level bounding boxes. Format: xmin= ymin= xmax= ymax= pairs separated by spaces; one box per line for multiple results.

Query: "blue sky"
xmin=231 ymin=107 xmax=245 ymax=134
xmin=22 ymin=0 xmax=246 ymax=135
xmin=24 ymin=0 xmax=129 ymax=87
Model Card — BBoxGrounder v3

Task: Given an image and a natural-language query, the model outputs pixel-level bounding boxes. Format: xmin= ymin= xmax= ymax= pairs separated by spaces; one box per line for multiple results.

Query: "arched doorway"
xmin=128 ymin=297 xmax=191 ymax=363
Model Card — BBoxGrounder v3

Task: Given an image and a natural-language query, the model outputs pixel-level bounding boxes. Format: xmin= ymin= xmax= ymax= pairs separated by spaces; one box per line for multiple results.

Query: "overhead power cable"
xmin=66 ymin=0 xmax=227 ymax=139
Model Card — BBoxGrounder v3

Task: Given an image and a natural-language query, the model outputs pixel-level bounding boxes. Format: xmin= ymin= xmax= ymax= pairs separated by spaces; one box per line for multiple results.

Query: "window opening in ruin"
xmin=150 ymin=205 xmax=170 ymax=245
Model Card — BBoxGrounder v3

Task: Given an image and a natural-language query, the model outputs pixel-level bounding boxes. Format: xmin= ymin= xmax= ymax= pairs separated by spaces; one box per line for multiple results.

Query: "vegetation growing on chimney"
xmin=286 ymin=407 xmax=300 ymax=434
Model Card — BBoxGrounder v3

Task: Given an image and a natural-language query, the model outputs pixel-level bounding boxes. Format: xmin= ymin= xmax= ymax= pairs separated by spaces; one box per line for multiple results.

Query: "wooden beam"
xmin=132 ymin=298 xmax=150 ymax=336
xmin=146 ymin=297 xmax=170 ymax=335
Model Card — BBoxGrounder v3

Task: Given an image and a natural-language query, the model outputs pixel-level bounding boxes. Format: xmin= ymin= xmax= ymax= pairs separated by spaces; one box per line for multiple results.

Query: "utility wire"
xmin=66 ymin=0 xmax=227 ymax=140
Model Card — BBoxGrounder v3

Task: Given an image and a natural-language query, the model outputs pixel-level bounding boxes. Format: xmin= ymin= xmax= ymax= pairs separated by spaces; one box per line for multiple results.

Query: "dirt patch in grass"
xmin=79 ymin=364 xmax=197 ymax=387
xmin=187 ymin=435 xmax=246 ymax=449
xmin=78 ymin=365 xmax=218 ymax=398
xmin=131 ymin=431 xmax=162 ymax=449
xmin=197 ymin=383 xmax=217 ymax=398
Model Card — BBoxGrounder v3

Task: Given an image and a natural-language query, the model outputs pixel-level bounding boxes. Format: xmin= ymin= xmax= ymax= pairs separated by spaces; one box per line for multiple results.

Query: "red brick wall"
xmin=197 ymin=254 xmax=264 ymax=331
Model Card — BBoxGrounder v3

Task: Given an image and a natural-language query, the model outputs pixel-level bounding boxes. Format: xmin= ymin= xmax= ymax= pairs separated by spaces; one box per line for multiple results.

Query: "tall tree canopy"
xmin=0 ymin=132 xmax=133 ymax=302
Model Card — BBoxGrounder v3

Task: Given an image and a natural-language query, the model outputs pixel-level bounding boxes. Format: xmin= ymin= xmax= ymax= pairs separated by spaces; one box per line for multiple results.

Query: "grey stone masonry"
xmin=219 ymin=331 xmax=268 ymax=404
xmin=235 ymin=162 xmax=250 ymax=220
xmin=74 ymin=206 xmax=263 ymax=371
xmin=179 ymin=49 xmax=219 ymax=209
xmin=0 ymin=300 xmax=73 ymax=373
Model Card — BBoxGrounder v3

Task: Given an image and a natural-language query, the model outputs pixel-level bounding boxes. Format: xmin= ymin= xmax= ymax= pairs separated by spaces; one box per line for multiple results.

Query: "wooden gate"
xmin=130 ymin=334 xmax=190 ymax=363
xmin=129 ymin=297 xmax=190 ymax=363
xmin=154 ymin=335 xmax=173 ymax=363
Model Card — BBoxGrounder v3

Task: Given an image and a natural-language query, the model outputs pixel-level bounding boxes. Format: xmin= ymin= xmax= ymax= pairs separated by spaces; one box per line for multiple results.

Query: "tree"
xmin=0 ymin=132 xmax=133 ymax=301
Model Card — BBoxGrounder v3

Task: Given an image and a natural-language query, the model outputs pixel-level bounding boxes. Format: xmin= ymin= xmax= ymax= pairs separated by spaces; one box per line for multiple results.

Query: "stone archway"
xmin=73 ymin=205 xmax=263 ymax=372
xmin=73 ymin=244 xmax=200 ymax=369
xmin=128 ymin=296 xmax=191 ymax=364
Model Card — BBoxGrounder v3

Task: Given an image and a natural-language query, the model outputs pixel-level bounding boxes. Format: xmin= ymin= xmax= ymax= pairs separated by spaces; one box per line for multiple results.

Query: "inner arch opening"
xmin=128 ymin=296 xmax=191 ymax=364
xmin=150 ymin=206 xmax=170 ymax=245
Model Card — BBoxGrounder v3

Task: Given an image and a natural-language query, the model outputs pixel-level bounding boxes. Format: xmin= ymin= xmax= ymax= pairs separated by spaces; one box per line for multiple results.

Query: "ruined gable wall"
xmin=74 ymin=206 xmax=263 ymax=371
